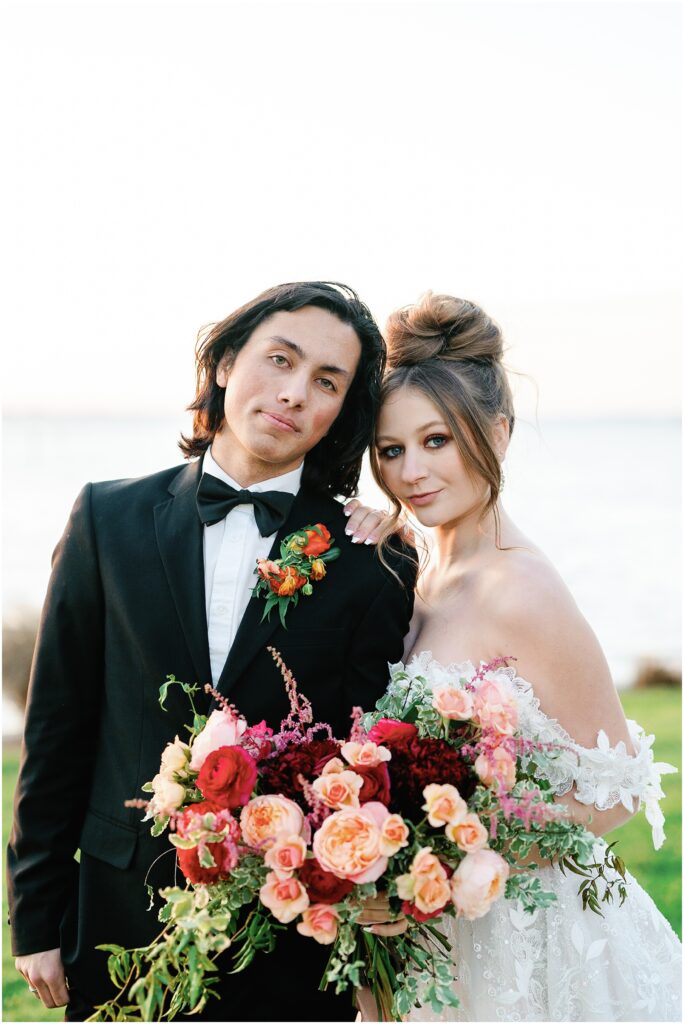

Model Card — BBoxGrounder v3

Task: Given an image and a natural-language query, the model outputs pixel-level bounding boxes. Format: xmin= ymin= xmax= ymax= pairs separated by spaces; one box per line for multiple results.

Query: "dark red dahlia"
xmin=386 ymin=735 xmax=477 ymax=820
xmin=260 ymin=738 xmax=341 ymax=807
xmin=298 ymin=856 xmax=354 ymax=904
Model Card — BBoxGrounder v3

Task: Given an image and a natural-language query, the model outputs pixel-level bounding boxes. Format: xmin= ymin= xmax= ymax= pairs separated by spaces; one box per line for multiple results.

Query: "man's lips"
xmin=260 ymin=411 xmax=299 ymax=433
xmin=407 ymin=489 xmax=442 ymax=506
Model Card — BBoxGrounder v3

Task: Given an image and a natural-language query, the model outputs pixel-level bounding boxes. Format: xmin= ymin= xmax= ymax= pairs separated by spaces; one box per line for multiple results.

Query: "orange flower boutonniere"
xmin=252 ymin=523 xmax=340 ymax=627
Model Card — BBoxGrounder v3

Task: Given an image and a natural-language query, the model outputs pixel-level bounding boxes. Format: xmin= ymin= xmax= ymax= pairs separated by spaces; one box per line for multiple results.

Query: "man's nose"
xmin=277 ymin=370 xmax=308 ymax=407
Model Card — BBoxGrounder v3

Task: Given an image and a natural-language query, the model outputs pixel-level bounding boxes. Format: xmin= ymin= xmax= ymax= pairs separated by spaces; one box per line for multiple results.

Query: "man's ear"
xmin=492 ymin=414 xmax=510 ymax=461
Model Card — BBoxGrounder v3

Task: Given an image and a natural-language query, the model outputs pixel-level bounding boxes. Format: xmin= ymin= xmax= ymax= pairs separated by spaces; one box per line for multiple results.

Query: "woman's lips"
xmin=408 ymin=490 xmax=442 ymax=507
xmin=261 ymin=411 xmax=298 ymax=433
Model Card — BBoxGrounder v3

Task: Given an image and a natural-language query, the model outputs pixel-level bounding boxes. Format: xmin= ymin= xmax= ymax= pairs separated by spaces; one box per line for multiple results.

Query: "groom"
xmin=8 ymin=281 xmax=416 ymax=1022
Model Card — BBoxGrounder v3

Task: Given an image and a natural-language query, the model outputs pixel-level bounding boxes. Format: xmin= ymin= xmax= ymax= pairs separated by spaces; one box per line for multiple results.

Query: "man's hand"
xmin=15 ymin=948 xmax=69 ymax=1009
xmin=343 ymin=499 xmax=414 ymax=546
xmin=356 ymin=892 xmax=408 ymax=937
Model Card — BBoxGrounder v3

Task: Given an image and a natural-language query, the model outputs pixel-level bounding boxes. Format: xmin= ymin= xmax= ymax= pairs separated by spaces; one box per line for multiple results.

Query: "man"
xmin=8 ymin=281 xmax=416 ymax=1021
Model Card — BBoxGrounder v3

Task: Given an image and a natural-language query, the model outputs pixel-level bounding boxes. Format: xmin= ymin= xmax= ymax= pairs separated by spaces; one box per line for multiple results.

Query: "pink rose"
xmin=259 ymin=871 xmax=310 ymax=923
xmin=190 ymin=709 xmax=248 ymax=771
xmin=473 ymin=677 xmax=519 ymax=737
xmin=312 ymin=770 xmax=363 ymax=809
xmin=445 ymin=812 xmax=489 ymax=852
xmin=474 ymin=746 xmax=517 ymax=791
xmin=432 ymin=687 xmax=474 ymax=721
xmin=296 ymin=904 xmax=340 ymax=945
xmin=422 ymin=783 xmax=468 ymax=827
xmin=450 ymin=848 xmax=509 ymax=920
xmin=341 ymin=741 xmax=391 ymax=768
xmin=264 ymin=834 xmax=308 ymax=875
xmin=240 ymin=794 xmax=306 ymax=851
xmin=312 ymin=802 xmax=390 ymax=883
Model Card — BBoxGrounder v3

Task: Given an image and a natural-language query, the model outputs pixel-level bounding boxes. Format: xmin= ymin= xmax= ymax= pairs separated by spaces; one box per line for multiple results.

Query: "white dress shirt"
xmin=202 ymin=448 xmax=303 ymax=685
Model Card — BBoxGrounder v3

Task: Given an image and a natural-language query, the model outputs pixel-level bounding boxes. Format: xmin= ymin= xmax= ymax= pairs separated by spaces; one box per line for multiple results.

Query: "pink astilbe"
xmin=347 ymin=706 xmax=368 ymax=744
xmin=498 ymin=786 xmax=569 ymax=831
xmin=297 ymin=773 xmax=332 ymax=830
xmin=203 ymin=683 xmax=242 ymax=718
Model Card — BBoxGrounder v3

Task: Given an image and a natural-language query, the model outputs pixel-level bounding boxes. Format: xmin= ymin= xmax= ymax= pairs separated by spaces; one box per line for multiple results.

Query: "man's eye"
xmin=378 ymin=445 xmax=403 ymax=459
xmin=426 ymin=434 xmax=449 ymax=449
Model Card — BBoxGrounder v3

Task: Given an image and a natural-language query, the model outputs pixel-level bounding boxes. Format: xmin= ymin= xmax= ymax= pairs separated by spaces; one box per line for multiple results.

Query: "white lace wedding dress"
xmin=401 ymin=654 xmax=682 ymax=1023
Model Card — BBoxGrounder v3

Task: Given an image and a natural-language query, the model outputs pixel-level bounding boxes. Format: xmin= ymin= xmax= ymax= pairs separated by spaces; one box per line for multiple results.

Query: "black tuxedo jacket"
xmin=7 ymin=459 xmax=415 ymax=1020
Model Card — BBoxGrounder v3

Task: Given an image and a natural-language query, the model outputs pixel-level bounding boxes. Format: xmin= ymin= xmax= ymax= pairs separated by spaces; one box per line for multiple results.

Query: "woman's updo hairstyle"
xmin=371 ymin=293 xmax=515 ymax=556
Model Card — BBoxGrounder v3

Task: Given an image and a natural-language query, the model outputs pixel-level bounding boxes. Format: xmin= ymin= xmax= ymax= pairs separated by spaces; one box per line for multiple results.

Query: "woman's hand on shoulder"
xmin=343 ymin=499 xmax=414 ymax=546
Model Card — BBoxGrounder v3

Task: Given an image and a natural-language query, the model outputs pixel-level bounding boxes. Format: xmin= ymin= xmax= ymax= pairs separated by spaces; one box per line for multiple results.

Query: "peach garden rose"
xmin=450 ymin=848 xmax=509 ymax=920
xmin=312 ymin=802 xmax=390 ymax=883
xmin=240 ymin=794 xmax=306 ymax=851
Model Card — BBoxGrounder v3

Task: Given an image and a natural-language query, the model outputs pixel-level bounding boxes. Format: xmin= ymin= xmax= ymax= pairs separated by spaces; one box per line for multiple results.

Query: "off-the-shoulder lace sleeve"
xmin=506 ymin=675 xmax=677 ymax=850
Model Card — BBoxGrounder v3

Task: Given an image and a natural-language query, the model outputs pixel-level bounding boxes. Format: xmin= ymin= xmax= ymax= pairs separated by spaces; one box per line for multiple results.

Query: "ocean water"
xmin=2 ymin=414 xmax=680 ymax=689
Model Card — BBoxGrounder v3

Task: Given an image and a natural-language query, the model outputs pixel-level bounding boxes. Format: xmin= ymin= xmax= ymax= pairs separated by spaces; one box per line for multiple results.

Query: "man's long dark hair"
xmin=179 ymin=281 xmax=385 ymax=497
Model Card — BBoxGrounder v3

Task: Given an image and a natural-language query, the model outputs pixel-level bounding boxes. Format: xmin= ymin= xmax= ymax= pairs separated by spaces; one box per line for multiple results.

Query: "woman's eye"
xmin=425 ymin=434 xmax=449 ymax=449
xmin=270 ymin=354 xmax=289 ymax=367
xmin=318 ymin=377 xmax=337 ymax=392
xmin=378 ymin=445 xmax=403 ymax=460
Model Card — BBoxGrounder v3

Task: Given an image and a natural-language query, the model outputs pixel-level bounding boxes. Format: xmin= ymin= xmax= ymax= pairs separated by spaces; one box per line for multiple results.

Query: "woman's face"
xmin=375 ymin=386 xmax=489 ymax=528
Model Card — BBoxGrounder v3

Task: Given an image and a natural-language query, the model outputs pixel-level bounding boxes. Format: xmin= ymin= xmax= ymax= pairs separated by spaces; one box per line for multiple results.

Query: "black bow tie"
xmin=196 ymin=473 xmax=295 ymax=537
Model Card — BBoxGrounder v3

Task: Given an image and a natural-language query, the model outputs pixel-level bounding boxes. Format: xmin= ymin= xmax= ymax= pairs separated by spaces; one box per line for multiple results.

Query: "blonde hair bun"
xmin=385 ymin=292 xmax=504 ymax=368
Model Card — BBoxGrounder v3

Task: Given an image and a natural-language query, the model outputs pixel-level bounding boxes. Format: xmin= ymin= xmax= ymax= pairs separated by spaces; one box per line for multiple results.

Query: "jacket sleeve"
xmin=7 ymin=483 xmax=105 ymax=956
xmin=342 ymin=542 xmax=417 ymax=717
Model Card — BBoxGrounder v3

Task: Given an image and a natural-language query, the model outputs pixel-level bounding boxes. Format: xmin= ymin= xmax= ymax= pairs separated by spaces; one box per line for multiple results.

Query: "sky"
xmin=2 ymin=0 xmax=681 ymax=420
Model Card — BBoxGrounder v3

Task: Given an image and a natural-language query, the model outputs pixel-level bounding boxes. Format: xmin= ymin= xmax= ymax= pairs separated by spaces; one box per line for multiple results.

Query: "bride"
xmin=352 ymin=292 xmax=681 ymax=1021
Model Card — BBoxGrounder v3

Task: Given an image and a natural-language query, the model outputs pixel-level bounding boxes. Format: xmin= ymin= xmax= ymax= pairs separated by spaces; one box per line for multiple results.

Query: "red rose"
xmin=352 ymin=762 xmax=391 ymax=805
xmin=197 ymin=745 xmax=257 ymax=809
xmin=301 ymin=524 xmax=331 ymax=557
xmin=367 ymin=719 xmax=418 ymax=745
xmin=298 ymin=856 xmax=355 ymax=904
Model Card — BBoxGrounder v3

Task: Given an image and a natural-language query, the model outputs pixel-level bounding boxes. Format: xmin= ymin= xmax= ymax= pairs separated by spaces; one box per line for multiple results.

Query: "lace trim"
xmin=396 ymin=653 xmax=677 ymax=849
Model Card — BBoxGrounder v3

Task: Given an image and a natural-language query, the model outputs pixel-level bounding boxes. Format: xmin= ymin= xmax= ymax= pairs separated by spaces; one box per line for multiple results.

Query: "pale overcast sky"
xmin=2 ymin=0 xmax=681 ymax=419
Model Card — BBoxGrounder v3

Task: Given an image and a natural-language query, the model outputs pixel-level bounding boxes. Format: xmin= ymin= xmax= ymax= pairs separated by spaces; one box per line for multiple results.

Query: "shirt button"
xmin=215 ymin=604 xmax=228 ymax=616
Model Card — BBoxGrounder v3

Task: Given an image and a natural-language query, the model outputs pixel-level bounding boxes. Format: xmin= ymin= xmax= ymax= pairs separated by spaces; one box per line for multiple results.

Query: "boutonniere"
xmin=252 ymin=523 xmax=341 ymax=627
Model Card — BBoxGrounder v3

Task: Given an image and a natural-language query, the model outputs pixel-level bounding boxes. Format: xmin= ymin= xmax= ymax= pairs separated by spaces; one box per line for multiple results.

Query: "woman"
xmin=350 ymin=292 xmax=681 ymax=1021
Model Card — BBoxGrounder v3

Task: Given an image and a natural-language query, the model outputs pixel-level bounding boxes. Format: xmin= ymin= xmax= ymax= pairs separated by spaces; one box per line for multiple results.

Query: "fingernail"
xmin=345 ymin=528 xmax=353 ymax=536
xmin=351 ymin=535 xmax=361 ymax=543
xmin=343 ymin=506 xmax=352 ymax=516
xmin=364 ymin=537 xmax=374 ymax=545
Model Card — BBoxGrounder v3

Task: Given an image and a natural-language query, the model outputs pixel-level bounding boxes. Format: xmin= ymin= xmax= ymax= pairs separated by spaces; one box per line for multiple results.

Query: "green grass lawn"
xmin=2 ymin=687 xmax=681 ymax=1022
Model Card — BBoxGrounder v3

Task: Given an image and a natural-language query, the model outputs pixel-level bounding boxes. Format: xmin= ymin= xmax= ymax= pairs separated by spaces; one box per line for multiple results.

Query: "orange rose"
xmin=296 ymin=903 xmax=340 ymax=944
xmin=445 ymin=812 xmax=489 ymax=852
xmin=270 ymin=565 xmax=307 ymax=597
xmin=312 ymin=769 xmax=363 ymax=809
xmin=422 ymin=783 xmax=468 ymax=827
xmin=379 ymin=813 xmax=410 ymax=856
xmin=301 ymin=524 xmax=332 ymax=557
xmin=259 ymin=871 xmax=310 ymax=923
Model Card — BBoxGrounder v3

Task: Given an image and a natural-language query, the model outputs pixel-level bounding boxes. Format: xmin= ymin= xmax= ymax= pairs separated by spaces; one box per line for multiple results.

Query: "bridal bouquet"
xmin=92 ymin=652 xmax=616 ymax=1022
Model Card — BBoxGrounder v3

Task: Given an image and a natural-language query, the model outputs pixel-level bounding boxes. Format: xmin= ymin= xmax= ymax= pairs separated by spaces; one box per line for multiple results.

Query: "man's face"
xmin=213 ymin=306 xmax=362 ymax=486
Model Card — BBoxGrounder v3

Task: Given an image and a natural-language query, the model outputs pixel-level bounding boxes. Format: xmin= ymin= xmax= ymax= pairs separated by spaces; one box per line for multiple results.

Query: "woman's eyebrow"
xmin=376 ymin=420 xmax=446 ymax=442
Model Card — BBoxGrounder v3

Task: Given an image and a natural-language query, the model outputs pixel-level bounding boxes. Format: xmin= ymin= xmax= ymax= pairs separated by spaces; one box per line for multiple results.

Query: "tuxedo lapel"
xmin=214 ymin=486 xmax=315 ymax=700
xmin=153 ymin=461 xmax=212 ymax=695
